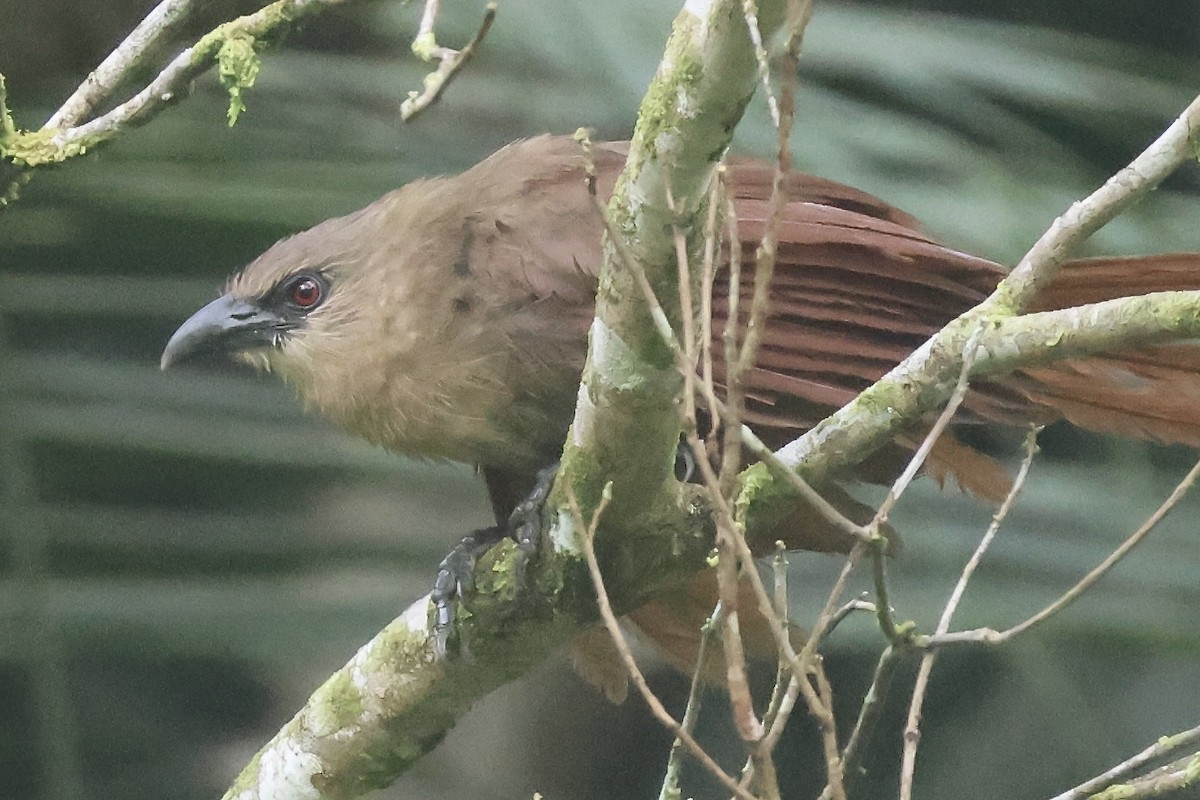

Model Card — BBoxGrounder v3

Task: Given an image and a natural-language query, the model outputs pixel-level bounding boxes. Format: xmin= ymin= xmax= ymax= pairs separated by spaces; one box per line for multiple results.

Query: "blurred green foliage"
xmin=1 ymin=1 xmax=1198 ymax=799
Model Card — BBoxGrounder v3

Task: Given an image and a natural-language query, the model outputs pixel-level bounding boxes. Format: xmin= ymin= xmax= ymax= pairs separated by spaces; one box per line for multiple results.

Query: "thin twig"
xmin=825 ymin=598 xmax=876 ymax=636
xmin=740 ymin=0 xmax=781 ymax=129
xmin=666 ymin=185 xmax=764 ymax=749
xmin=569 ymin=485 xmax=758 ymax=800
xmin=763 ymin=31 xmax=850 ymax=789
xmin=898 ymin=426 xmax=1041 ymax=800
xmin=1047 ymin=725 xmax=1200 ymax=800
xmin=1100 ymin=752 xmax=1200 ymax=800
xmin=1089 ymin=751 xmax=1198 ymax=799
xmin=668 ymin=166 xmax=763 ymax=751
xmin=723 ymin=28 xmax=797 ymax=485
xmin=927 ymin=455 xmax=1200 ymax=648
xmin=868 ymin=321 xmax=988 ymax=647
xmin=866 ymin=324 xmax=987 ymax=644
xmin=400 ymin=2 xmax=497 ymax=121
xmin=803 ymin=658 xmax=848 ymax=800
xmin=826 ymin=645 xmax=908 ymax=800
xmin=764 ymin=543 xmax=867 ymax=751
xmin=722 ymin=193 xmax=743 ymax=437
xmin=997 ymin=93 xmax=1200 ymax=312
xmin=581 ymin=137 xmax=801 ymax=747
xmin=700 ymin=168 xmax=727 ymax=441
xmin=737 ymin=549 xmax=794 ymax=797
xmin=871 ymin=324 xmax=986 ymax=529
xmin=658 ymin=603 xmax=723 ymax=800
xmin=735 ymin=421 xmax=871 ymax=545
xmin=581 ymin=141 xmax=784 ymax=723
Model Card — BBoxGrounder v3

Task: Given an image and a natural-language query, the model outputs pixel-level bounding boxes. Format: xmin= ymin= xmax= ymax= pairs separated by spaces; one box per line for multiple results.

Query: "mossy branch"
xmin=0 ymin=0 xmax=492 ymax=174
xmin=0 ymin=0 xmax=333 ymax=169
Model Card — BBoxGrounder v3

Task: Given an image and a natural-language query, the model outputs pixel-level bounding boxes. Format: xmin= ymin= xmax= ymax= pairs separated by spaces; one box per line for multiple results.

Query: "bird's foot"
xmin=430 ymin=464 xmax=559 ymax=658
xmin=431 ymin=525 xmax=504 ymax=658
xmin=505 ymin=463 xmax=558 ymax=569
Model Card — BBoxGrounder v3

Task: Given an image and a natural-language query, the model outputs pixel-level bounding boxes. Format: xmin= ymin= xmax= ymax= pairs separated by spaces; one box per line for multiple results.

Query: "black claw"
xmin=431 ymin=526 xmax=503 ymax=659
xmin=430 ymin=462 xmax=559 ymax=659
xmin=675 ymin=439 xmax=696 ymax=482
xmin=509 ymin=463 xmax=558 ymax=555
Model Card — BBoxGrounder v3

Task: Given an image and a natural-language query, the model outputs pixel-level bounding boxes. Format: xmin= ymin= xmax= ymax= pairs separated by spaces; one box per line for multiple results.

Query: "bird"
xmin=161 ymin=134 xmax=1200 ymax=698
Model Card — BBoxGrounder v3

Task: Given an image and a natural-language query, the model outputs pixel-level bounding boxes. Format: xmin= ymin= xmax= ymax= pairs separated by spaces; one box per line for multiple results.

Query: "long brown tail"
xmin=1002 ymin=254 xmax=1200 ymax=446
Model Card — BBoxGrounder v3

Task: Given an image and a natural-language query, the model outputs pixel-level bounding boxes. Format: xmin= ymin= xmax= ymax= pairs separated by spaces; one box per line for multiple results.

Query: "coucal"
xmin=161 ymin=135 xmax=1200 ymax=695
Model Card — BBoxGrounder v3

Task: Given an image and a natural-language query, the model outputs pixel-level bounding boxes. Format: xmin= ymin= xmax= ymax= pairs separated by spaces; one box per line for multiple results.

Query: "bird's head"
xmin=161 ymin=263 xmax=330 ymax=376
xmin=159 ymin=206 xmax=383 ymax=388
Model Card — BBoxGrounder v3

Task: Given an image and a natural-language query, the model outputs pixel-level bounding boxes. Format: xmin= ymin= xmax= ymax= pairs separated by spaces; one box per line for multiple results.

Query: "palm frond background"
xmin=1 ymin=2 xmax=1198 ymax=798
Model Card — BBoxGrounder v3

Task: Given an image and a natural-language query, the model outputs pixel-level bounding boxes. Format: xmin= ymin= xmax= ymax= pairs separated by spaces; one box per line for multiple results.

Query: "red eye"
xmin=289 ymin=276 xmax=323 ymax=309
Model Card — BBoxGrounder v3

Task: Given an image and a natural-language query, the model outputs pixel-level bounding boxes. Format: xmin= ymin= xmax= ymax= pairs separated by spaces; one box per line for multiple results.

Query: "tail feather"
xmin=1003 ymin=254 xmax=1200 ymax=446
xmin=1031 ymin=254 xmax=1200 ymax=312
xmin=1015 ymin=356 xmax=1200 ymax=446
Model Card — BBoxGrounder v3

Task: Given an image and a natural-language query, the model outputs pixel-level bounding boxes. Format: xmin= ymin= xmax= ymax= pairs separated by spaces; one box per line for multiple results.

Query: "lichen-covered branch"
xmin=973 ymin=290 xmax=1200 ymax=374
xmin=1 ymin=0 xmax=495 ymax=174
xmin=1 ymin=0 xmax=355 ymax=169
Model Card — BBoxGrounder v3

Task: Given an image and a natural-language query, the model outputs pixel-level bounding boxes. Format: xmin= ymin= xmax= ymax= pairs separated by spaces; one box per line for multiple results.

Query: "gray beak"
xmin=160 ymin=294 xmax=285 ymax=370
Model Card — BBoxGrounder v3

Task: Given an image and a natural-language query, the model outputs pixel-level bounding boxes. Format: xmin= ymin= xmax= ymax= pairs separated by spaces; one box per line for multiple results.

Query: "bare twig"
xmin=803 ymin=658 xmax=848 ymax=800
xmin=45 ymin=0 xmax=200 ymax=130
xmin=670 ymin=161 xmax=782 ymax=794
xmin=740 ymin=0 xmax=781 ymax=128
xmin=582 ymin=140 xmax=802 ymax=751
xmin=658 ymin=603 xmax=723 ymax=800
xmin=400 ymin=1 xmax=497 ymax=121
xmin=700 ymin=168 xmax=727 ymax=440
xmin=722 ymin=194 xmax=744 ymax=434
xmin=997 ymin=93 xmax=1200 ymax=312
xmin=763 ymin=544 xmax=867 ymax=752
xmin=723 ymin=24 xmax=794 ymax=484
xmin=826 ymin=597 xmax=876 ymax=635
xmin=898 ymin=426 xmax=1041 ymax=800
xmin=867 ymin=324 xmax=986 ymax=644
xmin=927 ymin=455 xmax=1200 ymax=648
xmin=825 ymin=645 xmax=908 ymax=800
xmin=872 ymin=324 xmax=986 ymax=529
xmin=583 ymin=137 xmax=806 ymax=754
xmin=570 ymin=485 xmax=758 ymax=800
xmin=1048 ymin=725 xmax=1200 ymax=800
xmin=736 ymin=548 xmax=793 ymax=797
xmin=676 ymin=220 xmax=763 ymax=747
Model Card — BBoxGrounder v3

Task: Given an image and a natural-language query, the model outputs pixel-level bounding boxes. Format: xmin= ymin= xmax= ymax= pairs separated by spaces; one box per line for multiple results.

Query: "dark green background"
xmin=1 ymin=1 xmax=1199 ymax=798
